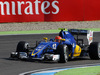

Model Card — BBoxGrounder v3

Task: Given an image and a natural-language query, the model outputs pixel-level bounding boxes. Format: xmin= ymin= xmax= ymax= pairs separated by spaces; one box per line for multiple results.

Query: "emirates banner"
xmin=0 ymin=0 xmax=100 ymax=22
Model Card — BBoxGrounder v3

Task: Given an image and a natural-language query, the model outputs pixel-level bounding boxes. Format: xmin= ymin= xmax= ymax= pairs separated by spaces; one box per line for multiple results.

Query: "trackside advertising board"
xmin=0 ymin=0 xmax=100 ymax=22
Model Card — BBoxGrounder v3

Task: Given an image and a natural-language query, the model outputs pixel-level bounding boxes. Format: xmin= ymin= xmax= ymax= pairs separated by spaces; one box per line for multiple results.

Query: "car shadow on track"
xmin=2 ymin=57 xmax=91 ymax=64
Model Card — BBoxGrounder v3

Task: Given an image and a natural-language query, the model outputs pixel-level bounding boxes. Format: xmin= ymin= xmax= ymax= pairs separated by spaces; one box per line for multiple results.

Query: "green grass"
xmin=0 ymin=28 xmax=100 ymax=35
xmin=85 ymin=28 xmax=100 ymax=31
xmin=0 ymin=30 xmax=60 ymax=35
xmin=55 ymin=66 xmax=100 ymax=75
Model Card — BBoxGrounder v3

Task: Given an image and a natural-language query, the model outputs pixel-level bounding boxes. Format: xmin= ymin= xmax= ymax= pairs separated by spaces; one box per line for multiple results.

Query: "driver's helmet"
xmin=55 ymin=36 xmax=62 ymax=42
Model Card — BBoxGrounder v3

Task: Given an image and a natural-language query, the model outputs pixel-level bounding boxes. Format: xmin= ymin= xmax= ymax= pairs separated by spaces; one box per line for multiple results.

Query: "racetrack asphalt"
xmin=0 ymin=32 xmax=100 ymax=75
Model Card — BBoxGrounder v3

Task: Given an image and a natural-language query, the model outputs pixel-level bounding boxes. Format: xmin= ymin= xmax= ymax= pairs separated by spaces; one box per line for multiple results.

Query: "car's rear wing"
xmin=68 ymin=29 xmax=89 ymax=35
xmin=68 ymin=29 xmax=93 ymax=45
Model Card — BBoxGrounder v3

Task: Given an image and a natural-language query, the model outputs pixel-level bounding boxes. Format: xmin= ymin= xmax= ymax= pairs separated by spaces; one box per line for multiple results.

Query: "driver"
xmin=55 ymin=36 xmax=62 ymax=43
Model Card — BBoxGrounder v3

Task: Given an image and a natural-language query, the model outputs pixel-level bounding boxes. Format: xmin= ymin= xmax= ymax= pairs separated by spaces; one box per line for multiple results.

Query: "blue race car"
xmin=10 ymin=28 xmax=100 ymax=63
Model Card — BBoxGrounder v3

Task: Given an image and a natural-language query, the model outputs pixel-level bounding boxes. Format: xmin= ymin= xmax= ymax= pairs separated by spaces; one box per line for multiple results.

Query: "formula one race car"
xmin=10 ymin=28 xmax=100 ymax=63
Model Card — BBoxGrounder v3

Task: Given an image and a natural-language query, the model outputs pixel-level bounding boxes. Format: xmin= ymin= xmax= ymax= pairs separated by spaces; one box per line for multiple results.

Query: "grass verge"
xmin=0 ymin=30 xmax=60 ymax=35
xmin=55 ymin=66 xmax=100 ymax=75
xmin=0 ymin=28 xmax=99 ymax=35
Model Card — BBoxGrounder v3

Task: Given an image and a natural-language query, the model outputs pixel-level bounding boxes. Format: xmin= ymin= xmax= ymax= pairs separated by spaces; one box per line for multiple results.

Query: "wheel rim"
xmin=64 ymin=45 xmax=68 ymax=62
xmin=24 ymin=43 xmax=29 ymax=49
xmin=98 ymin=43 xmax=100 ymax=58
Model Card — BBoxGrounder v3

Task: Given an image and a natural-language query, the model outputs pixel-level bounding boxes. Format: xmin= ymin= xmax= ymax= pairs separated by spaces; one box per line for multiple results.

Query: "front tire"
xmin=89 ymin=42 xmax=100 ymax=60
xmin=16 ymin=41 xmax=29 ymax=52
xmin=57 ymin=44 xmax=69 ymax=63
xmin=16 ymin=41 xmax=29 ymax=59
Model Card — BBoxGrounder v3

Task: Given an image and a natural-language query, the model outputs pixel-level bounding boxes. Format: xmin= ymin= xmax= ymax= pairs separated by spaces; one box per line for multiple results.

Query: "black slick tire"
xmin=57 ymin=44 xmax=69 ymax=63
xmin=16 ymin=41 xmax=29 ymax=59
xmin=89 ymin=42 xmax=100 ymax=60
xmin=16 ymin=41 xmax=29 ymax=52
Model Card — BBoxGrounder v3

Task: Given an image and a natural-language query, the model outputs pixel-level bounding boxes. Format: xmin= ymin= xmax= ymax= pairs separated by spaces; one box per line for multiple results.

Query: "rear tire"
xmin=57 ymin=44 xmax=69 ymax=63
xmin=89 ymin=42 xmax=100 ymax=60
